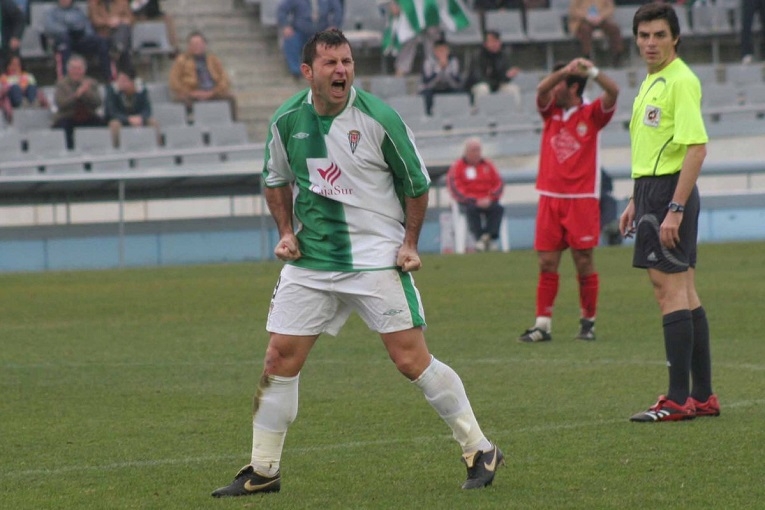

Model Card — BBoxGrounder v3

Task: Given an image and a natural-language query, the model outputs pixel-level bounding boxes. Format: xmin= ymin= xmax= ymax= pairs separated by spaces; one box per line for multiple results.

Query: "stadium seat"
xmin=484 ymin=10 xmax=528 ymax=44
xmin=163 ymin=125 xmax=220 ymax=165
xmin=11 ymin=108 xmax=53 ymax=132
xmin=26 ymin=129 xmax=69 ymax=158
xmin=367 ymin=75 xmax=409 ymax=99
xmin=525 ymin=9 xmax=571 ymax=69
xmin=121 ymin=126 xmax=175 ymax=169
xmin=146 ymin=82 xmax=171 ymax=103
xmin=446 ymin=10 xmax=484 ymax=46
xmin=387 ymin=95 xmax=428 ymax=123
xmin=74 ymin=126 xmax=116 ymax=155
xmin=431 ymin=93 xmax=472 ymax=118
xmin=153 ymin=102 xmax=188 ymax=128
xmin=725 ymin=64 xmax=764 ymax=87
xmin=209 ymin=122 xmax=250 ymax=146
xmin=689 ymin=63 xmax=721 ymax=85
xmin=131 ymin=21 xmax=175 ymax=79
xmin=259 ymin=0 xmax=279 ymax=26
xmin=20 ymin=27 xmax=48 ymax=60
xmin=208 ymin=122 xmax=259 ymax=162
xmin=342 ymin=0 xmax=385 ymax=31
xmin=0 ymin=132 xmax=24 ymax=161
xmin=192 ymin=100 xmax=233 ymax=127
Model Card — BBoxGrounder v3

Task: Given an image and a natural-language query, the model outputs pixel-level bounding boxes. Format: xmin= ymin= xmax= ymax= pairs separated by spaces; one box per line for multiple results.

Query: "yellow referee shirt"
xmin=629 ymin=58 xmax=709 ymax=178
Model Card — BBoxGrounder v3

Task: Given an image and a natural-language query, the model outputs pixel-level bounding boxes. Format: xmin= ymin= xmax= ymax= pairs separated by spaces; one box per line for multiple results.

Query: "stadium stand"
xmin=483 ymin=9 xmax=528 ymax=45
xmin=525 ymin=9 xmax=571 ymax=70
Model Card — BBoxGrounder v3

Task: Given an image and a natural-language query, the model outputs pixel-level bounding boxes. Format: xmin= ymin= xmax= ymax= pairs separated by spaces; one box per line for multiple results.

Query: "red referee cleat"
xmin=690 ymin=394 xmax=721 ymax=417
xmin=630 ymin=395 xmax=696 ymax=422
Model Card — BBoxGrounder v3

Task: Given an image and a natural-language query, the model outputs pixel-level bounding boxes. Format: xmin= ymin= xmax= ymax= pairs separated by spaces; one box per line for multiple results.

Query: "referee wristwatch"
xmin=668 ymin=201 xmax=685 ymax=213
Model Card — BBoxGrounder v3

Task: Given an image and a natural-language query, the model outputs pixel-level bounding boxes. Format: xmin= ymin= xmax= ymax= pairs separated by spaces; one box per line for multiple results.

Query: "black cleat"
xmin=518 ymin=327 xmax=552 ymax=343
xmin=461 ymin=444 xmax=505 ymax=489
xmin=211 ymin=464 xmax=281 ymax=498
xmin=575 ymin=318 xmax=596 ymax=341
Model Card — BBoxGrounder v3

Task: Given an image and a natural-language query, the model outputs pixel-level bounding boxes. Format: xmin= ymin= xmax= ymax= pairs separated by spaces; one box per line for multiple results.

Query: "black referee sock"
xmin=690 ymin=306 xmax=713 ymax=402
xmin=663 ymin=309 xmax=694 ymax=405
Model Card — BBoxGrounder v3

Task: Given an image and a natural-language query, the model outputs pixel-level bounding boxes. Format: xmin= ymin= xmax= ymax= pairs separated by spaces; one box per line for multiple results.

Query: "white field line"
xmin=3 ymin=358 xmax=765 ymax=371
xmin=2 ymin=398 xmax=764 ymax=480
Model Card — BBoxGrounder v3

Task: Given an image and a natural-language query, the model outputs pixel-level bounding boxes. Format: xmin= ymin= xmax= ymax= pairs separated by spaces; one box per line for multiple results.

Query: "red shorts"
xmin=534 ymin=195 xmax=600 ymax=251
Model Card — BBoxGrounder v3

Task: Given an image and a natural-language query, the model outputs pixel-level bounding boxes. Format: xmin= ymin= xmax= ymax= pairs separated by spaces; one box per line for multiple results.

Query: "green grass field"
xmin=2 ymin=242 xmax=764 ymax=509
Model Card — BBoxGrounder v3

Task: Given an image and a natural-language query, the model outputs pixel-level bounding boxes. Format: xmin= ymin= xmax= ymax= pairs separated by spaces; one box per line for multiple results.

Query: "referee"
xmin=619 ymin=3 xmax=719 ymax=422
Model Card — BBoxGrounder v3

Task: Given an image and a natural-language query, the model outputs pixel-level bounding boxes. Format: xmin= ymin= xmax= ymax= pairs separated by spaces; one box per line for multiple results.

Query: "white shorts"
xmin=266 ymin=265 xmax=427 ymax=336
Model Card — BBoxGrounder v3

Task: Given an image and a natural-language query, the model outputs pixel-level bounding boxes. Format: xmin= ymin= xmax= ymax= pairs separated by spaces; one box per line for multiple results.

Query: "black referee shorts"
xmin=632 ymin=174 xmax=700 ymax=273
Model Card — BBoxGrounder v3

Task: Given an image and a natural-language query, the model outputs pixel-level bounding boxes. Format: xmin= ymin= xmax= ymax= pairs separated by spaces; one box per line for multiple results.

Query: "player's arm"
xmin=592 ymin=68 xmax=619 ymax=111
xmin=265 ymin=184 xmax=301 ymax=261
xmin=398 ymin=193 xmax=428 ymax=272
xmin=660 ymin=143 xmax=706 ymax=249
xmin=537 ymin=59 xmax=579 ymax=109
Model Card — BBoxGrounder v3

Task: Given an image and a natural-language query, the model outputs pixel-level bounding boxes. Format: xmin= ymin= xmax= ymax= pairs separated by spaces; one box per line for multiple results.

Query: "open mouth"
xmin=331 ymin=80 xmax=346 ymax=93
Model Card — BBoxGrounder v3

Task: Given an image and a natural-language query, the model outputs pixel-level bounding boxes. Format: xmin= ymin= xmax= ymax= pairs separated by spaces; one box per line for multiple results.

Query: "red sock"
xmin=536 ymin=272 xmax=559 ymax=318
xmin=578 ymin=272 xmax=599 ymax=319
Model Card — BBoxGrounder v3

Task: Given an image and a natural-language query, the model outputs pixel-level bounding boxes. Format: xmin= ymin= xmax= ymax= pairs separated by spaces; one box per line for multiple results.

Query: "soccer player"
xmin=518 ymin=57 xmax=619 ymax=343
xmin=211 ymin=29 xmax=503 ymax=497
xmin=620 ymin=2 xmax=720 ymax=422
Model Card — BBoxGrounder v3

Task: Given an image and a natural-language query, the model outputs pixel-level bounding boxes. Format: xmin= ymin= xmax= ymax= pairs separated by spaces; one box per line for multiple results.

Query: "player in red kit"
xmin=518 ymin=57 xmax=619 ymax=342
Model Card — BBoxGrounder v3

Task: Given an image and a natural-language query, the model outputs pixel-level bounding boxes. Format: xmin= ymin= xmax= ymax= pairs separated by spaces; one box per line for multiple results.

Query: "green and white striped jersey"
xmin=263 ymin=86 xmax=431 ymax=272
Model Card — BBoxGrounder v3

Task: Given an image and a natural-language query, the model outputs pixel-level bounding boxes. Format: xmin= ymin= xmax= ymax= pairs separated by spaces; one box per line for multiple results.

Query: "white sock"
xmin=250 ymin=373 xmax=299 ymax=476
xmin=413 ymin=357 xmax=491 ymax=454
xmin=535 ymin=316 xmax=552 ymax=332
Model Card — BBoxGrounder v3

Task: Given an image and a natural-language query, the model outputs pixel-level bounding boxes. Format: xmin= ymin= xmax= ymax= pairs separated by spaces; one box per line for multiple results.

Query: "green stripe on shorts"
xmin=398 ymin=270 xmax=425 ymax=327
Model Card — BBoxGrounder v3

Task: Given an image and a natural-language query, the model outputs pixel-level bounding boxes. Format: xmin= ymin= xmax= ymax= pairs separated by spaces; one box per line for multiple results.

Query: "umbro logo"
xmin=292 ymin=132 xmax=310 ymax=139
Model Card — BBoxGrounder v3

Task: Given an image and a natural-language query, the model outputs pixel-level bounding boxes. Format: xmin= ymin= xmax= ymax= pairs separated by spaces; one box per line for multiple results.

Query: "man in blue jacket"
xmin=43 ymin=0 xmax=111 ymax=81
xmin=277 ymin=0 xmax=343 ymax=79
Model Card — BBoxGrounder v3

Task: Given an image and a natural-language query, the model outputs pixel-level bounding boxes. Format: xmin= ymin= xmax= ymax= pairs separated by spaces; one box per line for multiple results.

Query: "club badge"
xmin=348 ymin=130 xmax=361 ymax=153
xmin=643 ymin=105 xmax=661 ymax=128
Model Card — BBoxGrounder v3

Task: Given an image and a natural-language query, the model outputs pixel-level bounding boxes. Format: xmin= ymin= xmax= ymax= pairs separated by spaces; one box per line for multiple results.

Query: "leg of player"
xmin=382 ymin=328 xmax=504 ymax=489
xmin=518 ymin=250 xmax=562 ymax=342
xmin=211 ymin=333 xmax=318 ymax=497
xmin=571 ymin=248 xmax=598 ymax=341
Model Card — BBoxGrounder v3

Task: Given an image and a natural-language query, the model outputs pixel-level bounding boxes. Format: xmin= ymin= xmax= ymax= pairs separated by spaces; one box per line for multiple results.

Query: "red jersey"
xmin=446 ymin=158 xmax=504 ymax=204
xmin=536 ymin=96 xmax=614 ymax=198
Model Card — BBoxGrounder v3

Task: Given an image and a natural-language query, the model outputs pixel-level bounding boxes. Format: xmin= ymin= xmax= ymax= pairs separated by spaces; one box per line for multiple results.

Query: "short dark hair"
xmin=633 ymin=2 xmax=680 ymax=42
xmin=485 ymin=30 xmax=501 ymax=41
xmin=553 ymin=62 xmax=587 ymax=99
xmin=302 ymin=28 xmax=351 ymax=65
xmin=187 ymin=30 xmax=207 ymax=42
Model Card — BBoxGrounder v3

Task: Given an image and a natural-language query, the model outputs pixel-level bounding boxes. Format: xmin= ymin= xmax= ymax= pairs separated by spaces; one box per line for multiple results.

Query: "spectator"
xmin=517 ymin=57 xmax=619 ymax=343
xmin=277 ymin=0 xmax=343 ymax=80
xmin=131 ymin=0 xmax=179 ymax=53
xmin=51 ymin=54 xmax=106 ymax=150
xmin=740 ymin=0 xmax=765 ymax=64
xmin=104 ymin=66 xmax=158 ymax=148
xmin=382 ymin=0 xmax=442 ymax=77
xmin=568 ymin=0 xmax=625 ymax=67
xmin=447 ymin=137 xmax=505 ymax=252
xmin=1 ymin=0 xmax=25 ymax=70
xmin=467 ymin=30 xmax=521 ymax=108
xmin=0 ymin=54 xmax=50 ymax=122
xmin=88 ymin=0 xmax=134 ymax=71
xmin=419 ymin=38 xmax=464 ymax=116
xmin=168 ymin=30 xmax=237 ymax=120
xmin=43 ymin=0 xmax=112 ymax=81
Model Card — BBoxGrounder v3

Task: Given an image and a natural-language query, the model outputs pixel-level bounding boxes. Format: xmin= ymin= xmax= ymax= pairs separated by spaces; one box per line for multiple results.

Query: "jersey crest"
xmin=348 ymin=129 xmax=361 ymax=153
xmin=550 ymin=128 xmax=582 ymax=163
xmin=643 ymin=105 xmax=661 ymax=128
